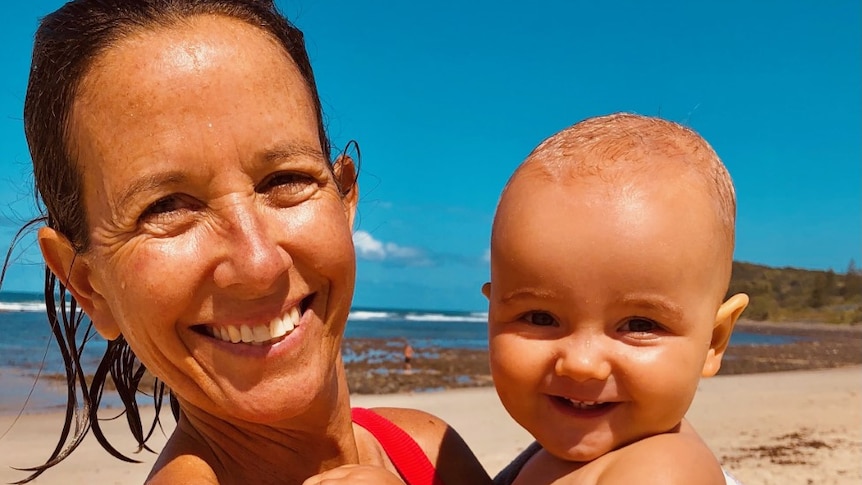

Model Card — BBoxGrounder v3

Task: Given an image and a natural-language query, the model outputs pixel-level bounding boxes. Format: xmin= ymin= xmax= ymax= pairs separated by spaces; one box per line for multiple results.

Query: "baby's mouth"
xmin=555 ymin=396 xmax=615 ymax=411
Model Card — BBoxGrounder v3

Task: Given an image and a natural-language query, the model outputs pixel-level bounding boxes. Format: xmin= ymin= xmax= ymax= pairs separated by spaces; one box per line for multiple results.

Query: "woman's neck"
xmin=153 ymin=391 xmax=359 ymax=484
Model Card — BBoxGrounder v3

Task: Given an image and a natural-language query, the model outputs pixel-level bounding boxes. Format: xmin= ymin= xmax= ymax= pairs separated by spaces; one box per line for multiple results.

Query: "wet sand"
xmin=343 ymin=320 xmax=862 ymax=394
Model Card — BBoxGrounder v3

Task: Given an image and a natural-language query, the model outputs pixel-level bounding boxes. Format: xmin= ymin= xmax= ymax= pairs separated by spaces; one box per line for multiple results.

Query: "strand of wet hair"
xmin=12 ymin=271 xmax=90 ymax=483
xmin=0 ymin=217 xmax=83 ymax=484
xmin=0 ymin=218 xmax=52 ymax=444
xmin=4 ymin=229 xmax=175 ymax=482
xmin=89 ymin=337 xmax=164 ymax=460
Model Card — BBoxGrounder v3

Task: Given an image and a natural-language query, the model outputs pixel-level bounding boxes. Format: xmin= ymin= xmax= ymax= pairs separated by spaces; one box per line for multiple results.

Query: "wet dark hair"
xmin=11 ymin=1 xmax=334 ymax=482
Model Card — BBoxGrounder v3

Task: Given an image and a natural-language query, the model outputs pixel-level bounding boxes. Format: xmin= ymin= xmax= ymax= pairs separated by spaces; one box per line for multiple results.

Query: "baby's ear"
xmin=37 ymin=227 xmax=121 ymax=340
xmin=702 ymin=293 xmax=749 ymax=377
xmin=481 ymin=282 xmax=491 ymax=300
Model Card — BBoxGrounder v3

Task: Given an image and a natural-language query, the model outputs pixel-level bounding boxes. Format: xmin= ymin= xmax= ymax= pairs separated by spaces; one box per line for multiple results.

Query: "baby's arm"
xmin=302 ymin=464 xmax=405 ymax=485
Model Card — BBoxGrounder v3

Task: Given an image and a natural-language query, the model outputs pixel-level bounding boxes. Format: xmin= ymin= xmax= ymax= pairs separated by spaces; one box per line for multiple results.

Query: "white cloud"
xmin=353 ymin=230 xmax=429 ymax=266
xmin=482 ymin=248 xmax=491 ymax=263
xmin=353 ymin=230 xmax=386 ymax=260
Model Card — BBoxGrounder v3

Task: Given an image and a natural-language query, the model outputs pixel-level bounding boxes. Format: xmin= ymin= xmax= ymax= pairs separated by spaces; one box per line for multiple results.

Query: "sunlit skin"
xmin=38 ymin=15 xmax=363 ymax=481
xmin=484 ymin=159 xmax=748 ymax=483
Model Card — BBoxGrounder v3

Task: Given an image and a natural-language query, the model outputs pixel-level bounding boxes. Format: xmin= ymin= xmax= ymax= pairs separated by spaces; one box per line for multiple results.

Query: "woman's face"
xmin=64 ymin=15 xmax=357 ymax=423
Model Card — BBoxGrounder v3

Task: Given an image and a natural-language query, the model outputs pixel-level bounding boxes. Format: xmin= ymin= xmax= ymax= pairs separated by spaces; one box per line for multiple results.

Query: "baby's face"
xmin=485 ymin=165 xmax=730 ymax=462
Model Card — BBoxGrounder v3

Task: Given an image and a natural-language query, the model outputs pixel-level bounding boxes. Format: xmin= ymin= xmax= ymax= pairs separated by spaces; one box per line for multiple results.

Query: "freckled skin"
xmin=67 ymin=15 xmax=357 ymax=426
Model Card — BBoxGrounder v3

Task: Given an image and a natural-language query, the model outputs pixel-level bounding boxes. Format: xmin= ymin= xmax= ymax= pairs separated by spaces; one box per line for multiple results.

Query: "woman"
xmin=16 ymin=1 xmax=490 ymax=483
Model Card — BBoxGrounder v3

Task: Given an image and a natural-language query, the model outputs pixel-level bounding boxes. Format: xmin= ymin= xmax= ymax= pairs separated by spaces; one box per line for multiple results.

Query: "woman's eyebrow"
xmin=116 ymin=144 xmax=324 ymax=206
xmin=262 ymin=143 xmax=324 ymax=164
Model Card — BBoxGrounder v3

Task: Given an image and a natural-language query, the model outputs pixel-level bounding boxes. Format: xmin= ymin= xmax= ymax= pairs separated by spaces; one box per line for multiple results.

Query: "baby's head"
xmin=483 ymin=113 xmax=748 ymax=462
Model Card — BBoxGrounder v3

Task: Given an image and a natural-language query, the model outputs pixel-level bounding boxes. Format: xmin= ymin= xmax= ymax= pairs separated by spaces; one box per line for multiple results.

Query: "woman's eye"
xmin=621 ymin=317 xmax=659 ymax=333
xmin=524 ymin=311 xmax=557 ymax=327
xmin=139 ymin=195 xmax=186 ymax=221
xmin=136 ymin=194 xmax=203 ymax=232
xmin=258 ymin=172 xmax=317 ymax=194
xmin=257 ymin=171 xmax=320 ymax=207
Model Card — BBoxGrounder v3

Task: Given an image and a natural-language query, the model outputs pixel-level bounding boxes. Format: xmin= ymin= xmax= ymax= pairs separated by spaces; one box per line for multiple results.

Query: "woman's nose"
xmin=212 ymin=200 xmax=292 ymax=294
xmin=553 ymin=335 xmax=613 ymax=382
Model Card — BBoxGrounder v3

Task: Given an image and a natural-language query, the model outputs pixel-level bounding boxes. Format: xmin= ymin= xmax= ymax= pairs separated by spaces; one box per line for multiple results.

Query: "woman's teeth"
xmin=209 ymin=306 xmax=301 ymax=345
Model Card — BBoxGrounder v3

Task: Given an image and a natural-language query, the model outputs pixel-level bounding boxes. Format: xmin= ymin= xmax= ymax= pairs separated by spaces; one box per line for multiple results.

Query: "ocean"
xmin=0 ymin=291 xmax=799 ymax=412
xmin=1 ymin=289 xmax=801 ymax=371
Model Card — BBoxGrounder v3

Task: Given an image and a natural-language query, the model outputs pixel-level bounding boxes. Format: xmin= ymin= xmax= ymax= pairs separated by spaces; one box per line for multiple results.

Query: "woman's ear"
xmin=37 ymin=227 xmax=121 ymax=340
xmin=702 ymin=292 xmax=749 ymax=377
xmin=481 ymin=282 xmax=491 ymax=300
xmin=333 ymin=154 xmax=359 ymax=227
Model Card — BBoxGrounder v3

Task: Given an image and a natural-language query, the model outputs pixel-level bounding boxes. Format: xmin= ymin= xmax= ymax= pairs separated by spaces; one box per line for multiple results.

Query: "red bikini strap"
xmin=351 ymin=407 xmax=445 ymax=485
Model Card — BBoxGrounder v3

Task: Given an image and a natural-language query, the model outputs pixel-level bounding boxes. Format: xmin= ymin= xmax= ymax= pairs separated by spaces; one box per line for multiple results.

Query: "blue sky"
xmin=1 ymin=1 xmax=859 ymax=311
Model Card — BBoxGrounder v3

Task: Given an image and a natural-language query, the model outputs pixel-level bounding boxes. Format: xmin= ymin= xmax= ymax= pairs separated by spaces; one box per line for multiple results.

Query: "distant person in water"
xmin=403 ymin=341 xmax=415 ymax=374
xmin=484 ymin=113 xmax=749 ymax=485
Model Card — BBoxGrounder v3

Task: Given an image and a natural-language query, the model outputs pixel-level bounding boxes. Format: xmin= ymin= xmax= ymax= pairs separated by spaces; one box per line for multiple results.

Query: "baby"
xmin=306 ymin=112 xmax=747 ymax=484
xmin=484 ymin=112 xmax=748 ymax=484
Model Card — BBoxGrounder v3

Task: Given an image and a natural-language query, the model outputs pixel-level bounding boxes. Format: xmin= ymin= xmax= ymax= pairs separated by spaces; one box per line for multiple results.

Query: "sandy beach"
xmin=0 ymin=365 xmax=859 ymax=484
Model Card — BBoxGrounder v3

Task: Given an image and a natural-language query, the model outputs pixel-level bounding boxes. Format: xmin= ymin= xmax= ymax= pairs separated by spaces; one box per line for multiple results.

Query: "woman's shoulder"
xmin=145 ymin=428 xmax=220 ymax=485
xmin=146 ymin=449 xmax=219 ymax=485
xmin=367 ymin=407 xmax=492 ymax=485
xmin=365 ymin=407 xmax=448 ymax=441
xmin=363 ymin=406 xmax=462 ymax=463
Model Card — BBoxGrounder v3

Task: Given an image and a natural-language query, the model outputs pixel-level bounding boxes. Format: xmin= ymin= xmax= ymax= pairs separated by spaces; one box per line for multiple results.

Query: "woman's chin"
xmin=183 ymin=379 xmax=330 ymax=426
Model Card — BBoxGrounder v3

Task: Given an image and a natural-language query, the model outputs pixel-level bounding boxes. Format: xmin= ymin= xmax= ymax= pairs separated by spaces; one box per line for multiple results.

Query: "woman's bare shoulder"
xmin=369 ymin=407 xmax=492 ymax=485
xmin=146 ymin=432 xmax=220 ymax=485
xmin=368 ymin=407 xmax=448 ymax=438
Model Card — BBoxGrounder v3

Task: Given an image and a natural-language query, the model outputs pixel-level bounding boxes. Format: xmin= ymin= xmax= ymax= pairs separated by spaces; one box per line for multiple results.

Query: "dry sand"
xmin=1 ymin=366 xmax=859 ymax=484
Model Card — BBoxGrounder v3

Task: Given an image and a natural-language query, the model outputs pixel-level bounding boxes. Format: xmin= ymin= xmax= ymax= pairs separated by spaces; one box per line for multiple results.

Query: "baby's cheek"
xmin=490 ymin=339 xmax=535 ymax=387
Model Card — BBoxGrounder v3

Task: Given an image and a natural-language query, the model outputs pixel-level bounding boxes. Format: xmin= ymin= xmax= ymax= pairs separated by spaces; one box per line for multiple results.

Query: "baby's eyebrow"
xmin=619 ymin=295 xmax=684 ymax=319
xmin=499 ymin=287 xmax=559 ymax=304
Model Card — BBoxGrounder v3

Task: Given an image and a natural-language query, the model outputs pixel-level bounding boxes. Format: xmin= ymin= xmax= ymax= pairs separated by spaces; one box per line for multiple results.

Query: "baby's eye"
xmin=523 ymin=311 xmax=557 ymax=327
xmin=620 ymin=317 xmax=659 ymax=333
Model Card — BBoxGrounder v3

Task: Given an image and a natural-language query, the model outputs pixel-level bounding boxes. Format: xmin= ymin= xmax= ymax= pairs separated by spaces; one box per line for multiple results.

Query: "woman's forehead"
xmin=65 ymin=14 xmax=322 ymax=203
xmin=69 ymin=16 xmax=312 ymax=148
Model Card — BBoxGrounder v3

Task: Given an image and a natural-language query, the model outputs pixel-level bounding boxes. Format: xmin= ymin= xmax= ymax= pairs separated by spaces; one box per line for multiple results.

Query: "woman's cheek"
xmin=112 ymin=235 xmax=206 ymax=307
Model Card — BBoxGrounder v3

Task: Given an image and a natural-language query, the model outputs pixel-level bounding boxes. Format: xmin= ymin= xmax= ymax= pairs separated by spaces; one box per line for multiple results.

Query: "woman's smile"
xmin=194 ymin=295 xmax=312 ymax=345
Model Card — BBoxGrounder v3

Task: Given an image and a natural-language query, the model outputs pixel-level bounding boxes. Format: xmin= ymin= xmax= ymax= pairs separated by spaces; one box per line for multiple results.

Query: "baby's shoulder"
xmin=596 ymin=432 xmax=725 ymax=484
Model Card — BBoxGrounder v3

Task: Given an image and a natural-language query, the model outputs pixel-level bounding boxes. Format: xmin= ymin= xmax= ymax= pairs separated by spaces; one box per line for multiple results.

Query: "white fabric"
xmin=723 ymin=469 xmax=742 ymax=485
